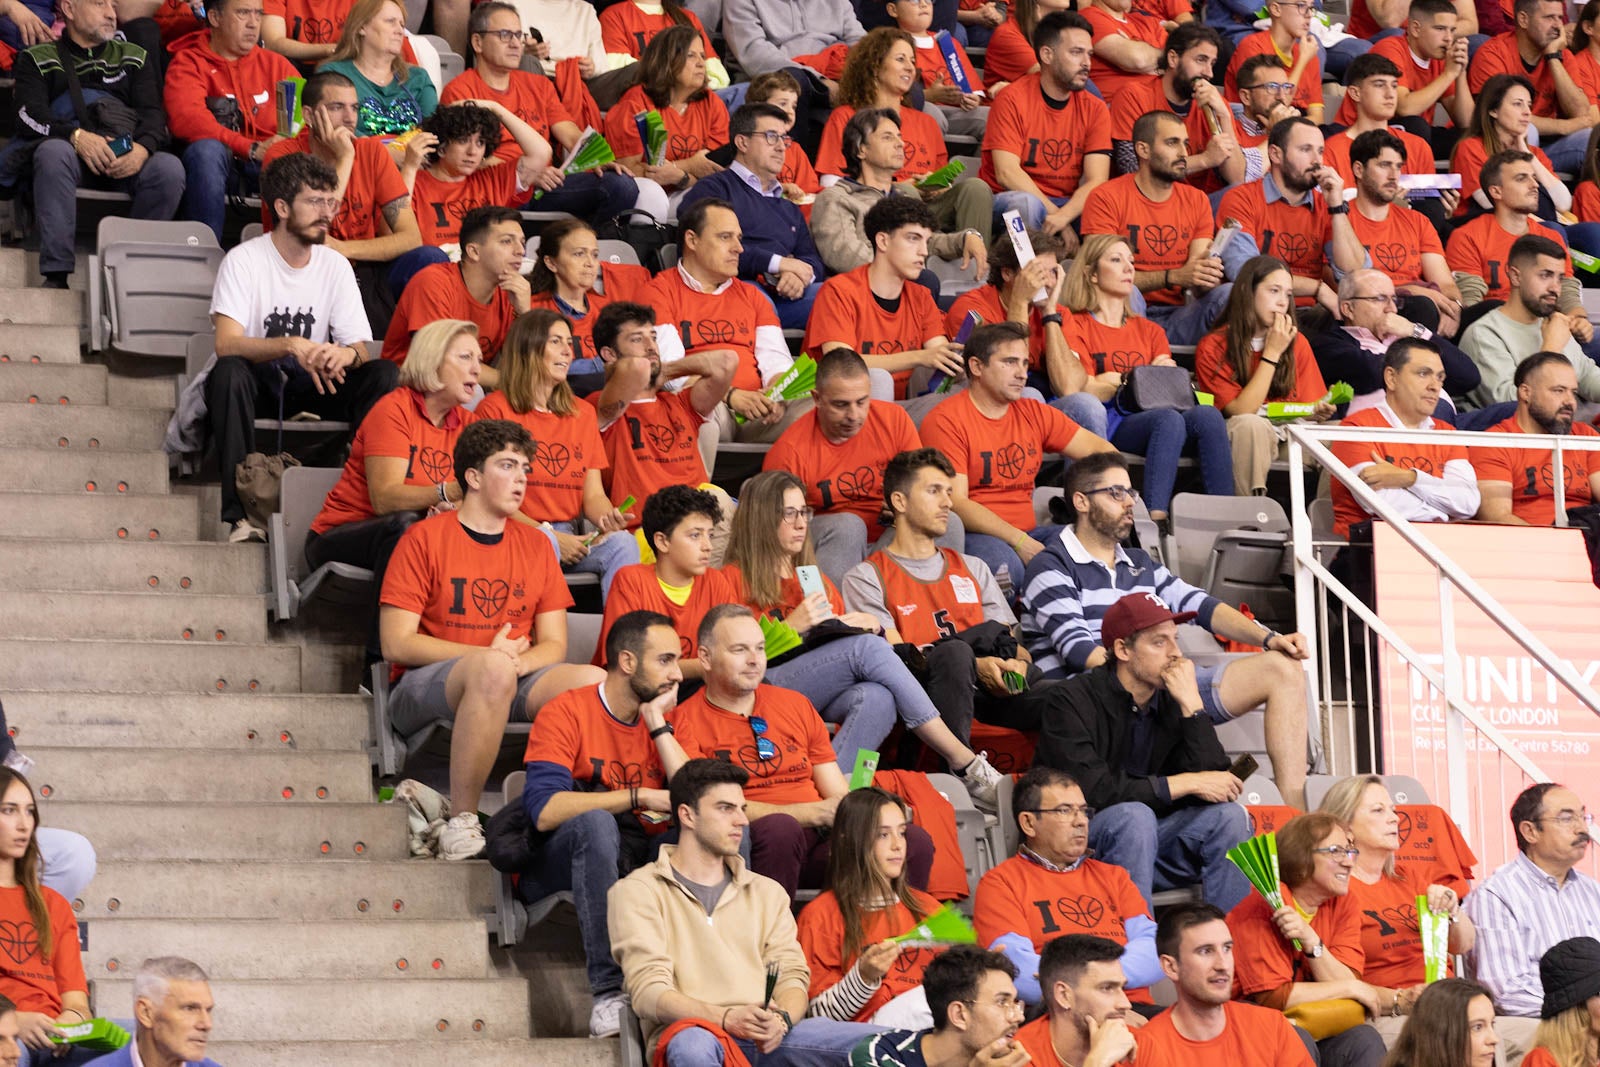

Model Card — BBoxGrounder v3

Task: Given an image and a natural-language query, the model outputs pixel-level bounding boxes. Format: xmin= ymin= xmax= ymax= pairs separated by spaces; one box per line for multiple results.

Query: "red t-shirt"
xmin=1080 ymin=4 xmax=1166 ymax=105
xmin=1229 ymin=887 xmax=1366 ymax=998
xmin=1468 ymin=33 xmax=1558 ymax=115
xmin=779 ymin=140 xmax=822 ymax=194
xmin=261 ymin=133 xmax=407 ymax=242
xmin=1576 ymin=180 xmax=1600 ymax=223
xmin=973 ymin=853 xmax=1155 ymax=1002
xmin=1225 ymin=32 xmax=1322 ymax=109
xmin=474 ymin=393 xmax=607 ymax=524
xmin=311 ymin=388 xmax=472 ymax=534
xmin=264 ymin=0 xmax=351 ymax=45
xmin=797 ymin=889 xmax=945 ymax=1020
xmin=1347 ymin=201 xmax=1444 ymax=287
xmin=720 ymin=563 xmax=846 ymax=619
xmin=521 ymin=683 xmax=671 ymax=834
xmin=982 ymin=16 xmax=1037 ymax=91
xmin=643 ymin=268 xmax=781 ymax=393
xmin=943 ymin=287 xmax=1069 ymax=368
xmin=1520 ymin=1049 xmax=1561 ymax=1067
xmin=595 ymin=563 xmax=736 ymax=665
xmin=1567 ymin=47 xmax=1600 ymax=112
xmin=1444 ymin=214 xmax=1571 ymax=302
xmin=1474 ymin=416 xmax=1600 ymax=525
xmin=591 ymin=390 xmax=710 ymax=522
xmin=1449 ymin=136 xmax=1555 ymax=218
xmin=672 ymin=684 xmax=836 ymax=804
xmin=804 ymin=267 xmax=944 ymax=398
xmin=1062 ymin=311 xmax=1172 ymax=375
xmin=1215 ymin=179 xmax=1334 ymax=299
xmin=381 ymin=261 xmax=519 ymax=365
xmin=1330 ymin=406 xmax=1470 ymax=538
xmin=763 ymin=401 xmax=922 ymax=539
xmin=0 ymin=886 xmax=86 ymax=1016
xmin=1344 ymin=867 xmax=1458 ymax=989
xmin=380 ymin=513 xmax=573 ymax=663
xmin=911 ymin=34 xmax=982 ymax=93
xmin=1195 ymin=332 xmax=1325 ymax=409
xmin=816 ymin=104 xmax=948 ymax=181
xmin=604 ymin=84 xmax=729 ymax=162
xmin=1334 ymin=34 xmax=1458 ymax=126
xmin=1014 ymin=1016 xmax=1069 ymax=1065
xmin=441 ymin=68 xmax=575 ymax=163
xmin=528 ymin=288 xmax=614 ymax=369
xmin=920 ymin=391 xmax=1082 ymax=529
xmin=1322 ymin=126 xmax=1436 ymax=188
xmin=599 ymin=2 xmax=718 ymax=60
xmin=1107 ymin=77 xmax=1226 ymax=192
xmin=414 ymin=164 xmax=523 ymax=247
xmin=1135 ymin=1001 xmax=1316 ymax=1067
xmin=980 ymin=74 xmax=1113 ymax=200
xmin=1081 ymin=174 xmax=1215 ymax=306
xmin=862 ymin=548 xmax=989 ymax=646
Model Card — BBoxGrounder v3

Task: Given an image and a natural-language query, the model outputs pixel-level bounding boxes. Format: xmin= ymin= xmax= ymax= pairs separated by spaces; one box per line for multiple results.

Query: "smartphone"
xmin=796 ymin=564 xmax=826 ymax=598
xmin=1229 ymin=753 xmax=1260 ymax=781
xmin=108 ymin=134 xmax=134 ymax=157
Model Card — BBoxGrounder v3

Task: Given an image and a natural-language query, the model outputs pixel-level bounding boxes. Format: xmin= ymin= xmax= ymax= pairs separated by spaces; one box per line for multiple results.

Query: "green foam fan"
xmin=734 ymin=356 xmax=818 ymax=425
xmin=1226 ymin=832 xmax=1300 ymax=949
xmin=889 ymin=903 xmax=979 ymax=946
xmin=1418 ymin=895 xmax=1449 ymax=982
xmin=50 ymin=1019 xmax=130 ymax=1052
xmin=533 ymin=127 xmax=616 ymax=201
xmin=758 ymin=616 xmax=803 ymax=660
xmin=914 ymin=159 xmax=967 ymax=190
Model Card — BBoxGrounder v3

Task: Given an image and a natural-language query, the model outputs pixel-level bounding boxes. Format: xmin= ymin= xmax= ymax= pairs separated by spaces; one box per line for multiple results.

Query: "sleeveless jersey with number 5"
xmin=865 ymin=548 xmax=987 ymax=647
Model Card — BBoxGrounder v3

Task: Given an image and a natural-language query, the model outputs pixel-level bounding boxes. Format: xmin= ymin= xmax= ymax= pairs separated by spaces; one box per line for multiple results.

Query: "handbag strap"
xmin=56 ymin=36 xmax=90 ymax=127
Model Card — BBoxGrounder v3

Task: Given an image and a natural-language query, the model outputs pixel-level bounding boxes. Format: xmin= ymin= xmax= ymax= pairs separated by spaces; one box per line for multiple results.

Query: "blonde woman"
xmin=320 ymin=0 xmax=437 ymax=137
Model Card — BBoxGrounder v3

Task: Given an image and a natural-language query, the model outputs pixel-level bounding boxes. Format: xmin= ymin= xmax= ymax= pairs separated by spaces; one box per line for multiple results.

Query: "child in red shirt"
xmin=409 ymin=101 xmax=548 ymax=248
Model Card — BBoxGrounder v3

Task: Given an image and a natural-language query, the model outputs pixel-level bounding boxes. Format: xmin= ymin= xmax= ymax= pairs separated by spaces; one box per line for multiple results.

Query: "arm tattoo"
xmin=381 ymin=196 xmax=410 ymax=232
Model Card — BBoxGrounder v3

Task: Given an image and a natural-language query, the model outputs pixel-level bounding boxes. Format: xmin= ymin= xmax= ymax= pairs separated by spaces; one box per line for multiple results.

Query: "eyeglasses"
xmin=1312 ymin=845 xmax=1360 ymax=859
xmin=749 ymin=130 xmax=795 ymax=146
xmin=1275 ymin=2 xmax=1315 ymax=12
xmin=1346 ymin=294 xmax=1398 ymax=308
xmin=478 ymin=28 xmax=529 ymax=43
xmin=780 ymin=506 xmax=815 ymax=525
xmin=1026 ymin=804 xmax=1096 ymax=820
xmin=964 ymin=995 xmax=1025 ymax=1015
xmin=297 ymin=196 xmax=343 ymax=212
xmin=1535 ymin=811 xmax=1595 ymax=828
xmin=1245 ymin=81 xmax=1295 ymax=94
xmin=749 ymin=716 xmax=778 ymax=761
xmin=1083 ymin=485 xmax=1141 ymax=503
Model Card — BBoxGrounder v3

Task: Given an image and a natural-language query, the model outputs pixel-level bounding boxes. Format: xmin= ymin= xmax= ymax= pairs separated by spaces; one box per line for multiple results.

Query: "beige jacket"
xmin=811 ymin=179 xmax=973 ymax=274
xmin=608 ymin=846 xmax=811 ymax=1056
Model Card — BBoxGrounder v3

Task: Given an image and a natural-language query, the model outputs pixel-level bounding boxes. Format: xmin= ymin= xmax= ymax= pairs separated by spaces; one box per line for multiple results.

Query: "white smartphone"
xmin=796 ymin=564 xmax=826 ymax=598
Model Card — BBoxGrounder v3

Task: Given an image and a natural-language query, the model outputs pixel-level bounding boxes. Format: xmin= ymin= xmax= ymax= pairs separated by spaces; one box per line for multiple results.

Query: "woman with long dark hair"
xmin=1195 ymin=255 xmax=1333 ymax=496
xmin=1384 ymin=979 xmax=1499 ymax=1067
xmin=527 ymin=218 xmax=614 ymax=380
xmin=720 ymin=471 xmax=1002 ymax=803
xmin=1448 ymin=73 xmax=1570 ymax=219
xmin=797 ymin=788 xmax=942 ymax=1026
xmin=475 ymin=310 xmax=638 ymax=598
xmin=598 ymin=0 xmax=729 ymax=88
xmin=603 ymin=24 xmax=727 ymax=196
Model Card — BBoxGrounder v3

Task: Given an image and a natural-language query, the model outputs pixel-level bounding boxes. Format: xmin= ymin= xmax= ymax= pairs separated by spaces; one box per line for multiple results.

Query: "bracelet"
xmin=1040 ymin=312 xmax=1063 ymax=327
xmin=1011 ymin=534 xmax=1029 ymax=551
xmin=649 ymin=723 xmax=675 ymax=739
xmin=1260 ymin=358 xmax=1281 ymax=367
xmin=629 ymin=786 xmax=638 ymax=810
xmin=722 ymin=1007 xmax=733 ymax=1031
xmin=1259 ymin=629 xmax=1279 ymax=649
xmin=437 ymin=481 xmax=449 ymax=504
xmin=1391 ymin=990 xmax=1402 ymax=1017
xmin=70 ymin=129 xmax=81 ymax=149
xmin=60 ymin=1009 xmax=85 ymax=1022
xmin=1163 ymin=269 xmax=1170 ymax=287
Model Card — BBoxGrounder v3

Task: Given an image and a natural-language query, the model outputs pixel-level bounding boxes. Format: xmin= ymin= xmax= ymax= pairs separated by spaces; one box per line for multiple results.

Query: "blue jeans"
xmin=769 ymin=279 xmax=823 ymax=331
xmin=521 ymin=168 xmax=639 ymax=225
xmin=1089 ymin=800 xmax=1252 ymax=912
xmin=993 ymin=190 xmax=1068 ymax=232
xmin=1455 ymin=401 xmax=1518 ymax=431
xmin=1566 ymin=221 xmax=1600 ymax=260
xmin=515 ymin=808 xmax=626 ymax=995
xmin=388 ymin=245 xmax=451 ymax=296
xmin=33 ymin=139 xmax=185 ymax=274
xmin=1146 ymin=284 xmax=1232 ymax=347
xmin=1542 ymin=128 xmax=1591 ymax=176
xmin=664 ymin=1018 xmax=882 ymax=1066
xmin=541 ymin=521 xmax=639 ymax=600
xmin=1321 ymin=37 xmax=1370 ymax=82
xmin=967 ymin=524 xmax=1064 ymax=595
xmin=1046 ymin=390 xmax=1110 ymax=439
xmin=182 ymin=138 xmax=260 ymax=243
xmin=764 ymin=633 xmax=942 ymax=772
xmin=1110 ymin=405 xmax=1233 ymax=514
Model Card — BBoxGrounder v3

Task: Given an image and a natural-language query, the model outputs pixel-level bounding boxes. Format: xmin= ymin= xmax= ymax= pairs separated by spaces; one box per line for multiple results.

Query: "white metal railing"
xmin=1284 ymin=422 xmax=1600 ymax=874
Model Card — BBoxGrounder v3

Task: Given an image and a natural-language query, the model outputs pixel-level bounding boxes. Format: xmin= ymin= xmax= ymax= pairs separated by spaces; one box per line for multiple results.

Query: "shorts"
xmin=388 ymin=656 xmax=561 ymax=735
xmin=1195 ymin=661 xmax=1233 ymax=724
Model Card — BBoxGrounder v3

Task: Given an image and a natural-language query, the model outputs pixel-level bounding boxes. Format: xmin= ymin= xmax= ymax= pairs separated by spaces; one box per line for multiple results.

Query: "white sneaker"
xmin=589 ymin=990 xmax=627 ymax=1038
xmin=227 ymin=518 xmax=266 ymax=543
xmin=960 ymin=752 xmax=1003 ymax=814
xmin=437 ymin=811 xmax=486 ymax=861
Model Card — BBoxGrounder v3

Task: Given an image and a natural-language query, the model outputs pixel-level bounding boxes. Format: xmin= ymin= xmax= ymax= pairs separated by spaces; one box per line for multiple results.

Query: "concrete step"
xmin=0 ymin=401 xmax=168 ymax=449
xmin=27 ymin=746 xmax=371 ymax=803
xmin=83 ymin=919 xmax=493 ymax=981
xmin=0 ymin=447 xmax=166 ymax=495
xmin=0 ymin=491 xmax=200 ymax=541
xmin=0 ymin=361 xmax=106 ymax=404
xmin=0 ymin=540 xmax=266 ymax=594
xmin=0 ymin=324 xmax=81 ymax=364
xmin=2 ymin=590 xmax=271 ymax=643
xmin=75 ymin=860 xmax=495 ymax=921
xmin=0 ymin=249 xmax=29 ymax=287
xmin=90 ymin=979 xmax=532 ymax=1042
xmin=204 ymin=1041 xmax=618 ymax=1067
xmin=4 ymin=691 xmax=368 ymax=751
xmin=46 ymin=802 xmax=409 ymax=861
xmin=0 ymin=286 xmax=83 ymax=326
xmin=106 ymin=374 xmax=177 ymax=409
xmin=0 ymin=639 xmax=299 ymax=694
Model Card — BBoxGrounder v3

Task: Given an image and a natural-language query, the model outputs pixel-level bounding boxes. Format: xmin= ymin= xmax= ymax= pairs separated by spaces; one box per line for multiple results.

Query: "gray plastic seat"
xmin=91 ymin=218 xmax=223 ymax=358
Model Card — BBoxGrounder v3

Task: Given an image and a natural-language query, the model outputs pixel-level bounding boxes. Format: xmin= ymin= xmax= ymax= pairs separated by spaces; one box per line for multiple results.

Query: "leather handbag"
xmin=235 ymin=452 xmax=300 ymax=529
xmin=1115 ymin=364 xmax=1196 ymax=414
xmin=1284 ymin=998 xmax=1367 ymax=1040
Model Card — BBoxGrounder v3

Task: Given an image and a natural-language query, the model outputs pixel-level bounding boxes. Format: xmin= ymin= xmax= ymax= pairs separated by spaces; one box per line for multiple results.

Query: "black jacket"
xmin=1033 ymin=664 xmax=1231 ymax=817
xmin=14 ymin=34 xmax=170 ymax=156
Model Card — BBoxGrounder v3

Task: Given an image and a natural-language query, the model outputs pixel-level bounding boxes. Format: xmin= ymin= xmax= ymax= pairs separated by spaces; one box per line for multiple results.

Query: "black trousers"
xmin=305 ymin=509 xmax=422 ymax=660
xmin=923 ymin=641 xmax=1055 ymax=745
xmin=206 ymin=356 xmax=398 ymax=524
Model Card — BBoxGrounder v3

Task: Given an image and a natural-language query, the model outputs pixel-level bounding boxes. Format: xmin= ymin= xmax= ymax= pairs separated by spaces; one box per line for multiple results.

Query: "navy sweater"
xmin=679 ymin=168 xmax=826 ymax=285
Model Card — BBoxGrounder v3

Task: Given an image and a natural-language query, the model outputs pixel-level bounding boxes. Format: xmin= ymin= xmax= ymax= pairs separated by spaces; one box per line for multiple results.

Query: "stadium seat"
xmin=1164 ymin=493 xmax=1293 ymax=627
xmin=240 ymin=223 xmax=264 ymax=242
xmin=926 ymin=772 xmax=998 ymax=913
xmin=269 ymin=464 xmax=375 ymax=622
xmin=421 ymin=33 xmax=464 ymax=85
xmin=491 ymin=769 xmax=575 ymax=948
xmin=89 ymin=218 xmax=224 ymax=358
xmin=1305 ymin=773 xmax=1430 ymax=811
xmin=1032 ymin=486 xmax=1164 ymax=566
xmin=620 ymin=1000 xmax=648 ymax=1067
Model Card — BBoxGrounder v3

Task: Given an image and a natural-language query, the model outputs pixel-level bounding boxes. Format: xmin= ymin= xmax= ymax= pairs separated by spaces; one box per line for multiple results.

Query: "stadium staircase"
xmin=0 ymin=249 xmax=616 ymax=1065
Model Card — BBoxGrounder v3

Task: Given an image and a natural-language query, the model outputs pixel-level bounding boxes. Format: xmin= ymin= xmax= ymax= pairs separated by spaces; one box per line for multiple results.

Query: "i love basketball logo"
xmin=696 ymin=320 xmax=739 ymax=346
xmin=1396 ymin=808 xmax=1413 ymax=846
xmin=1144 ymin=225 xmax=1179 ymax=257
xmin=836 ymin=466 xmax=877 ymax=500
xmin=1056 ymin=894 xmax=1106 ymax=928
xmin=1380 ymin=902 xmax=1420 ymax=933
xmin=0 ymin=920 xmax=37 ymax=964
xmin=533 ymin=441 xmax=570 ymax=478
xmin=470 ymin=578 xmax=509 ymax=617
xmin=737 ymin=744 xmax=783 ymax=779
xmin=1393 ymin=456 xmax=1437 ymax=476
xmin=1040 ymin=138 xmax=1075 ymax=171
xmin=646 ymin=424 xmax=678 ymax=456
xmin=1096 ymin=350 xmax=1145 ymax=374
xmin=418 ymin=446 xmax=453 ymax=483
xmin=1373 ymin=243 xmax=1410 ymax=274
xmin=995 ymin=444 xmax=1027 ymax=481
xmin=668 ymin=133 xmax=700 ymax=158
xmin=1272 ymin=232 xmax=1312 ymax=269
xmin=862 ymin=340 xmax=907 ymax=355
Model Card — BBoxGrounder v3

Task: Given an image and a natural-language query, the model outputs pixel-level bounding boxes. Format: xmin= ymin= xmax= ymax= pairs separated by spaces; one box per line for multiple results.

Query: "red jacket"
xmin=163 ymin=30 xmax=300 ymax=158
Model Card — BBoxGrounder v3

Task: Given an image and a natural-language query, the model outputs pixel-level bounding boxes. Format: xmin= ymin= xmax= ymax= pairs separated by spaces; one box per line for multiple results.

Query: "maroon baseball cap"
xmin=1100 ymin=592 xmax=1197 ymax=650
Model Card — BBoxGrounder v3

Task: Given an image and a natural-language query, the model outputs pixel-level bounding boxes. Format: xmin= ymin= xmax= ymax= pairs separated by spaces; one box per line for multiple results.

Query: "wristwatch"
xmin=1304 ymin=941 xmax=1324 ymax=959
xmin=1327 ymin=204 xmax=1348 ymax=215
xmin=775 ymin=1009 xmax=794 ymax=1034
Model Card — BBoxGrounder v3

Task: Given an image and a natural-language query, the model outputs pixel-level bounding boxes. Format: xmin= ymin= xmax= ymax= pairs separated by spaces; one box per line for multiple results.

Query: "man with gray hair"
xmin=83 ymin=957 xmax=218 ymax=1067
